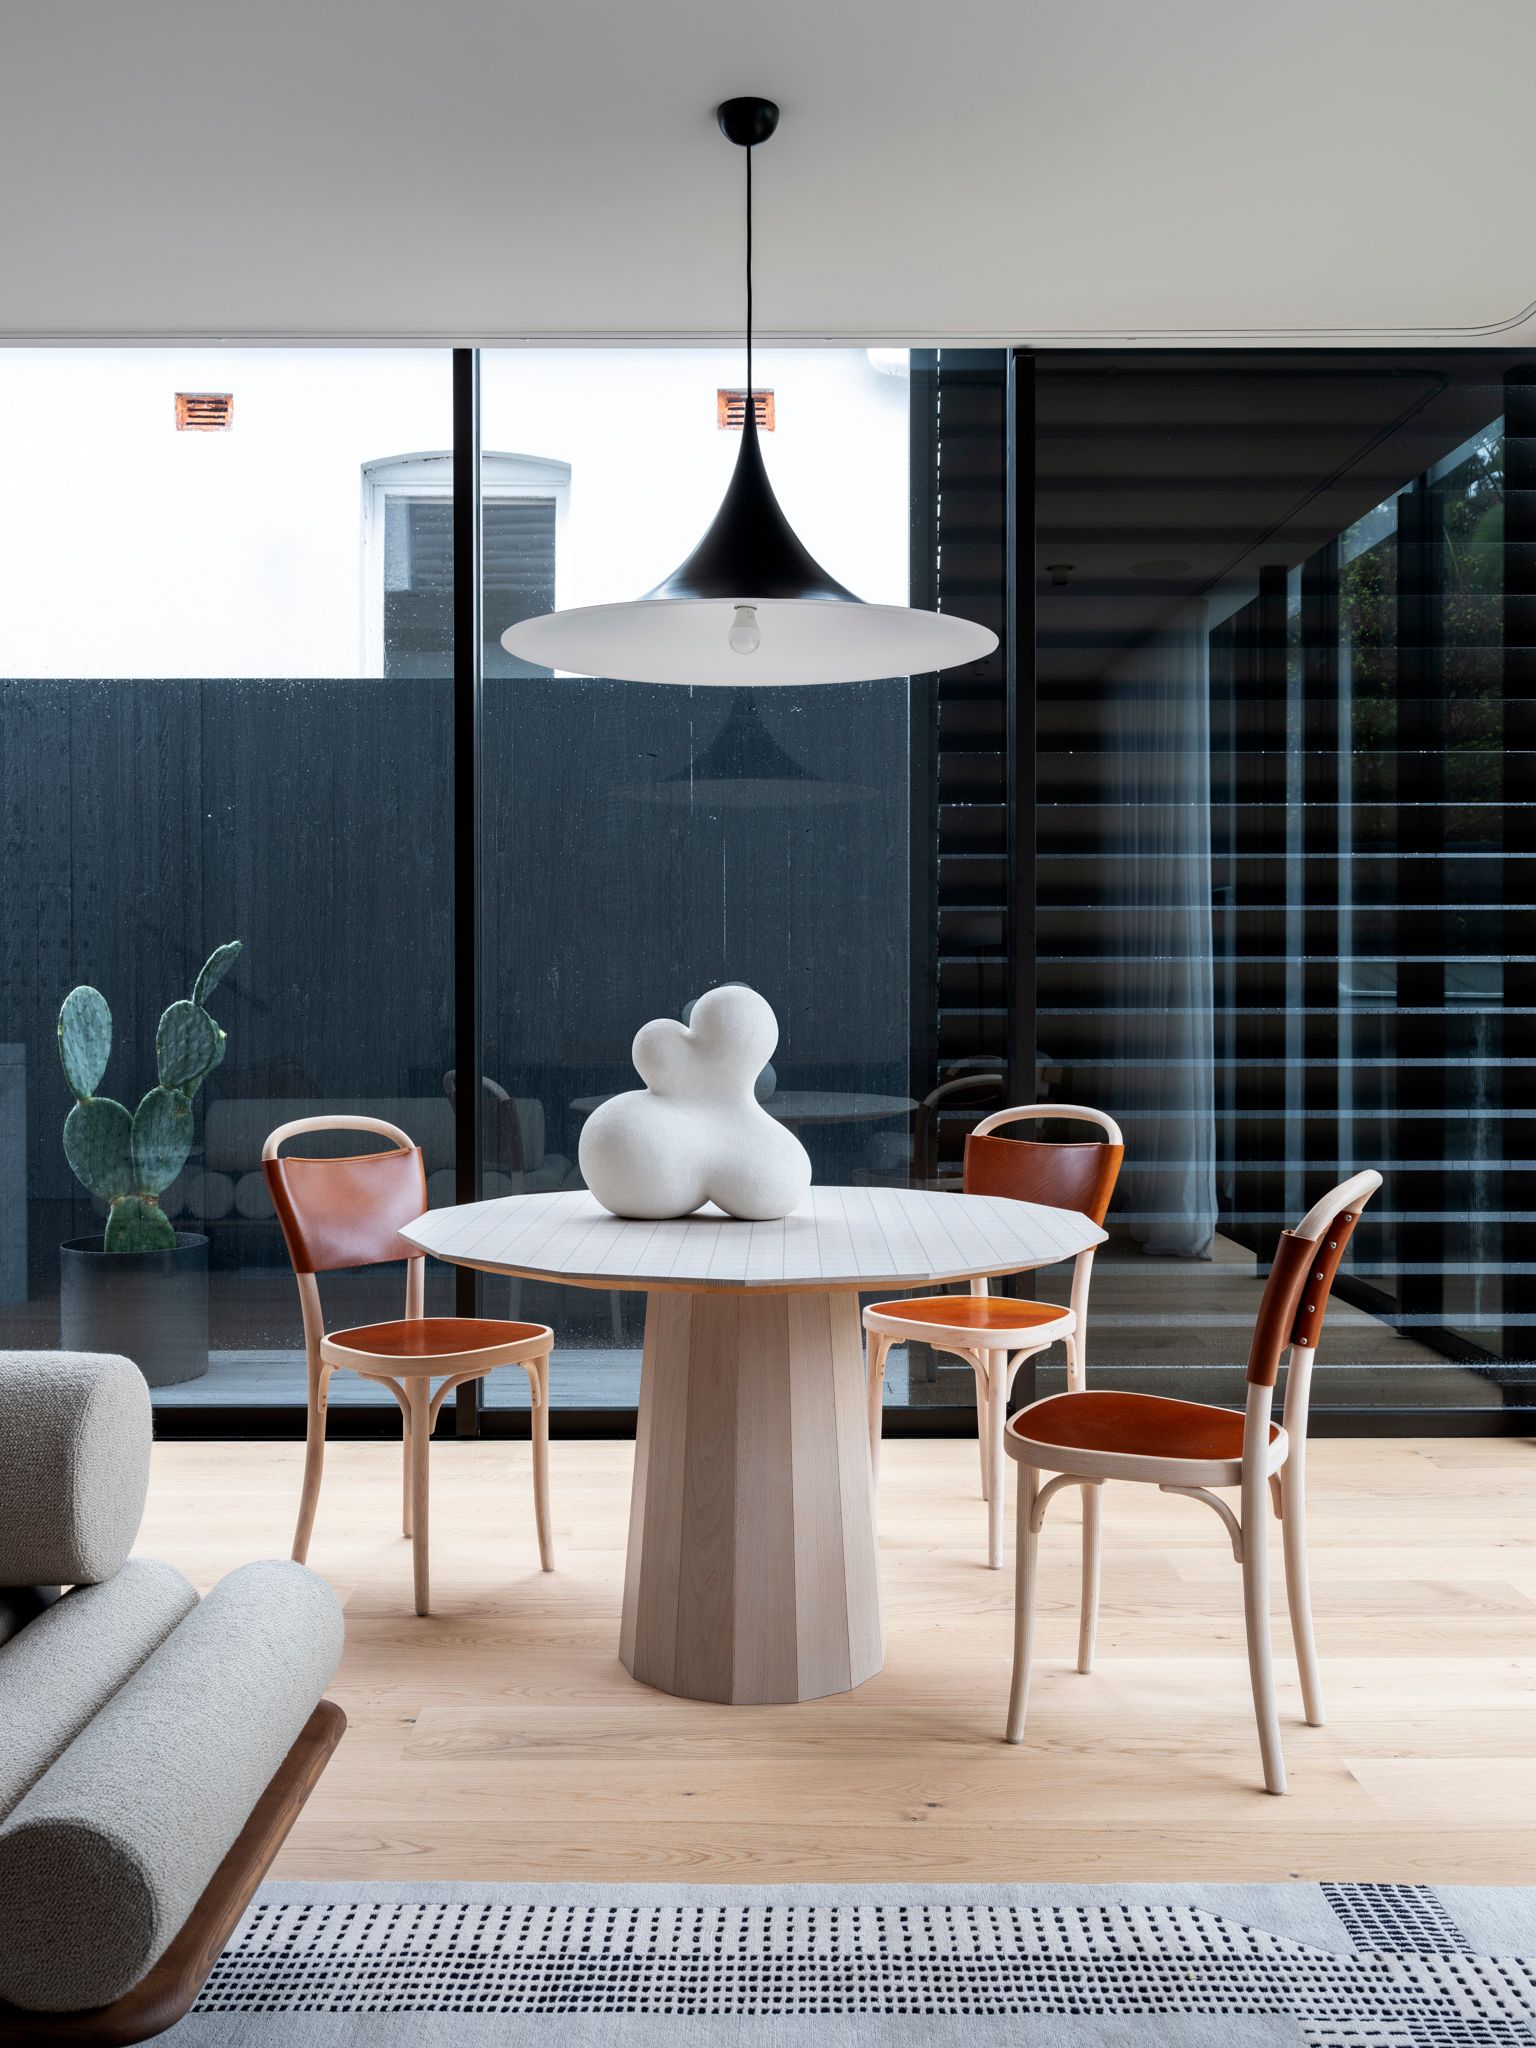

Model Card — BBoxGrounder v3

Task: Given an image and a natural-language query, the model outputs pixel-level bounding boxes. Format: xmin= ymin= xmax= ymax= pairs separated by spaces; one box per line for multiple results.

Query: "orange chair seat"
xmin=1009 ymin=1390 xmax=1282 ymax=1465
xmin=869 ymin=1295 xmax=1069 ymax=1338
xmin=327 ymin=1316 xmax=547 ymax=1362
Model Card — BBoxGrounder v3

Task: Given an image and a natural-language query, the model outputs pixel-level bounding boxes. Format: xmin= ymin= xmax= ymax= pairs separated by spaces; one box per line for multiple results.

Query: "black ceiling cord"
xmin=745 ymin=135 xmax=753 ymax=408
xmin=717 ymin=96 xmax=778 ymax=422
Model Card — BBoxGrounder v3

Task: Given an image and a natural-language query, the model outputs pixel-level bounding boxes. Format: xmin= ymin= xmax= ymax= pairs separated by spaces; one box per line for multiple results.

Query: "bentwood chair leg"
xmin=1078 ymin=1481 xmax=1102 ymax=1674
xmin=1064 ymin=1330 xmax=1085 ymax=1394
xmin=292 ymin=1361 xmax=331 ymax=1564
xmin=976 ymin=1364 xmax=992 ymax=1503
xmin=531 ymin=1352 xmax=554 ymax=1573
xmin=408 ymin=1379 xmax=432 ymax=1617
xmin=1006 ymin=1463 xmax=1039 ymax=1743
xmin=401 ymin=1402 xmax=414 ymax=1539
xmin=985 ymin=1351 xmax=1008 ymax=1569
xmin=1241 ymin=1467 xmax=1287 ymax=1794
xmin=865 ymin=1335 xmax=891 ymax=1483
xmin=1281 ymin=1453 xmax=1325 ymax=1726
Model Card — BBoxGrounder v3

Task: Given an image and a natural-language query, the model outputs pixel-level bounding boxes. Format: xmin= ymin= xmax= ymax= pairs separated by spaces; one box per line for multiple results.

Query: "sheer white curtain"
xmin=1102 ymin=605 xmax=1216 ymax=1257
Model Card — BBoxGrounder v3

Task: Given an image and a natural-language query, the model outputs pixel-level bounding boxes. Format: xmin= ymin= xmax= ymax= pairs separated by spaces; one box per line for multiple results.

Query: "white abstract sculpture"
xmin=579 ymin=985 xmax=812 ymax=1221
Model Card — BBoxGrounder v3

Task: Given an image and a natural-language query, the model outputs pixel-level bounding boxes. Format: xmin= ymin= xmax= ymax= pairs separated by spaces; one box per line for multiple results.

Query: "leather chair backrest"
xmin=963 ymin=1131 xmax=1123 ymax=1226
xmin=1246 ymin=1179 xmax=1377 ymax=1386
xmin=263 ymin=1139 xmax=427 ymax=1276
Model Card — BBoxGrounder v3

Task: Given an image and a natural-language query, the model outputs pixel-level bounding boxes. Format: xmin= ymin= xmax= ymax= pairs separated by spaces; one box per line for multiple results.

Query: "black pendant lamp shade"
xmin=649 ymin=400 xmax=856 ymax=606
xmin=502 ymin=97 xmax=998 ymax=687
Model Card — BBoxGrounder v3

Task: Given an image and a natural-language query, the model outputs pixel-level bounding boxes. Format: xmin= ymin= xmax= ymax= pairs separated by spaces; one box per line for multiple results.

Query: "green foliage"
xmin=156 ymin=1000 xmax=221 ymax=1092
xmin=104 ymin=1195 xmax=177 ymax=1254
xmin=63 ymin=1097 xmax=134 ymax=1200
xmin=1336 ymin=426 xmax=1507 ymax=808
xmin=193 ymin=941 xmax=242 ymax=1010
xmin=57 ymin=943 xmax=242 ymax=1252
xmin=58 ymin=986 xmax=112 ymax=1099
xmin=131 ymin=1086 xmax=194 ymax=1194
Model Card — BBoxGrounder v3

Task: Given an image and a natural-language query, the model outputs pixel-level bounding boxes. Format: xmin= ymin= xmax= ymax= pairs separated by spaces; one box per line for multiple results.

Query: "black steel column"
xmin=907 ymin=348 xmax=940 ymax=1143
xmin=1299 ymin=540 xmax=1341 ymax=1210
xmin=1004 ymin=350 xmax=1037 ymax=1110
xmin=452 ymin=348 xmax=483 ymax=1435
xmin=1502 ymin=369 xmax=1536 ymax=1374
xmin=1395 ymin=476 xmax=1447 ymax=1351
xmin=1003 ymin=349 xmax=1037 ymax=1411
xmin=1248 ymin=564 xmax=1291 ymax=1246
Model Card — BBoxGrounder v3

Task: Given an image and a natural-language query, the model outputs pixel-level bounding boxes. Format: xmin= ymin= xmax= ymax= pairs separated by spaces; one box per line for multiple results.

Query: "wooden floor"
xmin=137 ymin=1435 xmax=1536 ymax=1884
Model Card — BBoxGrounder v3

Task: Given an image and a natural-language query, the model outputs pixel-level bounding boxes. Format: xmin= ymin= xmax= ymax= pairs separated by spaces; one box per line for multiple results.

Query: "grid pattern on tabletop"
xmin=401 ymin=1186 xmax=1103 ymax=1291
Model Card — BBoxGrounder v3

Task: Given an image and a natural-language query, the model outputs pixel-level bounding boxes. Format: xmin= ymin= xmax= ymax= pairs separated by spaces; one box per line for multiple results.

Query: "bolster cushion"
xmin=0 ymin=1559 xmax=343 ymax=2014
xmin=0 ymin=1352 xmax=151 ymax=1586
xmin=0 ymin=1560 xmax=198 ymax=1822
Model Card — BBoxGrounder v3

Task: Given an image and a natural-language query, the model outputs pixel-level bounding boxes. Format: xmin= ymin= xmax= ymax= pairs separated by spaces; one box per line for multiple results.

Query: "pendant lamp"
xmin=501 ymin=97 xmax=998 ymax=686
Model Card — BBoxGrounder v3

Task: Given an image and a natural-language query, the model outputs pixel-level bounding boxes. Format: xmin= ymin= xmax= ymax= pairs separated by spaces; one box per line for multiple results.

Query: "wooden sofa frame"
xmin=0 ymin=1700 xmax=344 ymax=2045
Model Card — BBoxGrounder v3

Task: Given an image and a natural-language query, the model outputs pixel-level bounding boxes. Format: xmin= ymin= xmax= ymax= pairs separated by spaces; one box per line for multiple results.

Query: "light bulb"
xmin=728 ymin=604 xmax=761 ymax=656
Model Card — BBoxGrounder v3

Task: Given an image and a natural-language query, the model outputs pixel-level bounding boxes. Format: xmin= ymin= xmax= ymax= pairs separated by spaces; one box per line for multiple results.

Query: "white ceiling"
xmin=2 ymin=0 xmax=1532 ymax=346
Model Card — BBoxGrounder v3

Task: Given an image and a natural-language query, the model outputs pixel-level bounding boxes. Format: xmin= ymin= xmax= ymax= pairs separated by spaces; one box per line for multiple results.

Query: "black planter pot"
xmin=59 ymin=1232 xmax=210 ymax=1387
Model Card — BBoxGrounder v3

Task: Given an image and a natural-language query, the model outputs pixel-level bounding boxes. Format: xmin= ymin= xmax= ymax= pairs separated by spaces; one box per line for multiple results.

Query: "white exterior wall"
xmin=0 ymin=347 xmax=908 ymax=678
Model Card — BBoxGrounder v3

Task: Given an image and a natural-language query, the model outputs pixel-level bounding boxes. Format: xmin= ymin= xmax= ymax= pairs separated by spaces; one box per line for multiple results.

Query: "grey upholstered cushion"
xmin=0 ymin=1352 xmax=152 ymax=1585
xmin=0 ymin=1560 xmax=198 ymax=1822
xmin=0 ymin=1559 xmax=343 ymax=2014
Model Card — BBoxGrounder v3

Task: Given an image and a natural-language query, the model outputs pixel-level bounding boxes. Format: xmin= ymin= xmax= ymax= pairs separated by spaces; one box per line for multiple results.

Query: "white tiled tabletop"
xmin=402 ymin=1185 xmax=1105 ymax=1293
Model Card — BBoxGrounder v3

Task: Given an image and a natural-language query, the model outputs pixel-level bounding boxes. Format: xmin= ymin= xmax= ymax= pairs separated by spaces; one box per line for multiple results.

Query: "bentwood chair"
xmin=262 ymin=1115 xmax=555 ymax=1616
xmin=1002 ymin=1168 xmax=1382 ymax=1794
xmin=864 ymin=1104 xmax=1124 ymax=1568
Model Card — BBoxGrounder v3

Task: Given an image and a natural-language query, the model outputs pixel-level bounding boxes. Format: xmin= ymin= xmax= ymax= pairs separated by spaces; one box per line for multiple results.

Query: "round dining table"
xmin=401 ymin=1185 xmax=1106 ymax=1707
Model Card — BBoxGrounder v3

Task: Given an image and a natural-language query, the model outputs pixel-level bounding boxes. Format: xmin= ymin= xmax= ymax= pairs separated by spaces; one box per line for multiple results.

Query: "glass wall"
xmin=1 ymin=341 xmax=1527 ymax=1428
xmin=0 ymin=346 xmax=915 ymax=1421
xmin=1030 ymin=352 xmax=1533 ymax=1419
xmin=474 ymin=348 xmax=914 ymax=1411
xmin=0 ymin=350 xmax=459 ymax=1412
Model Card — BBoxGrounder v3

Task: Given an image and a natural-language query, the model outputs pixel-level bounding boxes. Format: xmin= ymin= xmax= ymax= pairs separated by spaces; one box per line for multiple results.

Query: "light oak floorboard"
xmin=135 ymin=1437 xmax=1536 ymax=1884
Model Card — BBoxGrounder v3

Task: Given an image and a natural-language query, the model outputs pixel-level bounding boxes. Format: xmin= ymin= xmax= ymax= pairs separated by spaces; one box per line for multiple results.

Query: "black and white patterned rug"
xmin=163 ymin=1881 xmax=1536 ymax=2045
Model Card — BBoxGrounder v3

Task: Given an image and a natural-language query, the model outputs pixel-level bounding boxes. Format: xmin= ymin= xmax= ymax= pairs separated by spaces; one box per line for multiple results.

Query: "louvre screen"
xmin=1031 ymin=353 xmax=1533 ymax=1417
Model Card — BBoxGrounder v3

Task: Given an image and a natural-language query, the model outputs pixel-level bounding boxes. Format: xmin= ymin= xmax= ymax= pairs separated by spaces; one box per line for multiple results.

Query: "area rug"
xmin=161 ymin=1881 xmax=1536 ymax=2045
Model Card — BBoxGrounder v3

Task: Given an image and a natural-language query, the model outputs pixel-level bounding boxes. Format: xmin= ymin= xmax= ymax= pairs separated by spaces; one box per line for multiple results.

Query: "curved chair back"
xmin=964 ymin=1103 xmax=1125 ymax=1225
xmin=1240 ymin=1168 xmax=1383 ymax=1488
xmin=261 ymin=1116 xmax=427 ymax=1276
xmin=1245 ymin=1169 xmax=1383 ymax=1388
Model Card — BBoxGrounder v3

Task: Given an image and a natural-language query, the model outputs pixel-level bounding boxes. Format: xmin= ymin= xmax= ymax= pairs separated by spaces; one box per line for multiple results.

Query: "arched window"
xmin=361 ymin=450 xmax=571 ymax=678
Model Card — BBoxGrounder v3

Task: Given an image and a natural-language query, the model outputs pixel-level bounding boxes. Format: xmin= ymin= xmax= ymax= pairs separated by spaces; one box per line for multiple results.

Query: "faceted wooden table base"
xmin=620 ymin=1288 xmax=883 ymax=1705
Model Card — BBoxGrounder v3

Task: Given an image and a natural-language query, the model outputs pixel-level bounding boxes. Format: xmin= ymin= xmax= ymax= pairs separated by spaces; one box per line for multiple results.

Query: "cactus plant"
xmin=58 ymin=943 xmax=242 ymax=1253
